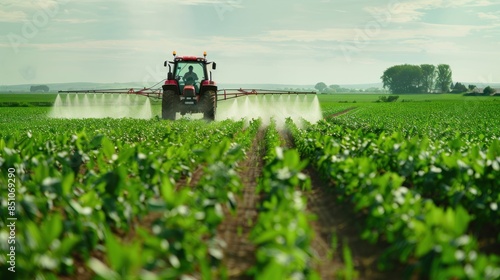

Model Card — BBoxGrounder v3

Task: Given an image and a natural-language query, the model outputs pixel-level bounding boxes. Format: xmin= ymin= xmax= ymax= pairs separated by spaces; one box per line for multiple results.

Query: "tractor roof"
xmin=175 ymin=56 xmax=206 ymax=62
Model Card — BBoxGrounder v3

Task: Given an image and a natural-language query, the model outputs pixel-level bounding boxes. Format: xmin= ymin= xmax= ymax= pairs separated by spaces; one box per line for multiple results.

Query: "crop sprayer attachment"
xmin=58 ymin=51 xmax=318 ymax=121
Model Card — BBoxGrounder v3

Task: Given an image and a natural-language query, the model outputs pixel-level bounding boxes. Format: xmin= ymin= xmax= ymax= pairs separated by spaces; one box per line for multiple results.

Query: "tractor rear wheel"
xmin=162 ymin=90 xmax=179 ymax=120
xmin=199 ymin=90 xmax=216 ymax=121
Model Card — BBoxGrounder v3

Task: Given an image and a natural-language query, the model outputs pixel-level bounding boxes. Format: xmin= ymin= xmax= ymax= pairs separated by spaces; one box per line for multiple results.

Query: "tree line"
xmin=381 ymin=64 xmax=453 ymax=94
xmin=314 ymin=83 xmax=387 ymax=93
xmin=30 ymin=85 xmax=50 ymax=92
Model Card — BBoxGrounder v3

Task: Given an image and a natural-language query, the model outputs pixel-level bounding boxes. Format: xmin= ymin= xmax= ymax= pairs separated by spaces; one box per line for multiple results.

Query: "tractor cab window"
xmin=175 ymin=62 xmax=205 ymax=85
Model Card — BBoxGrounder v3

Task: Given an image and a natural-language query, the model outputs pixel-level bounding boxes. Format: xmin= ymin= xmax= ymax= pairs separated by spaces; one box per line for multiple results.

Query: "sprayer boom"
xmin=58 ymin=88 xmax=162 ymax=98
xmin=58 ymin=87 xmax=316 ymax=101
xmin=216 ymin=88 xmax=316 ymax=101
xmin=58 ymin=79 xmax=165 ymax=98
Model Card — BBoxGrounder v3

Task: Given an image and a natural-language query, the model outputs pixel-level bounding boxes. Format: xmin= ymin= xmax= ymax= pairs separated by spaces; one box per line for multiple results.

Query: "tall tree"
xmin=484 ymin=86 xmax=496 ymax=95
xmin=381 ymin=64 xmax=423 ymax=93
xmin=420 ymin=64 xmax=436 ymax=93
xmin=451 ymin=82 xmax=467 ymax=93
xmin=435 ymin=64 xmax=453 ymax=93
xmin=314 ymin=82 xmax=327 ymax=93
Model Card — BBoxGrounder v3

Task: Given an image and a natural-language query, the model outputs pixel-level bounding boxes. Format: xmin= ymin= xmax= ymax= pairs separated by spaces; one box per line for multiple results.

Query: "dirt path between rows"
xmin=304 ymin=169 xmax=407 ymax=279
xmin=326 ymin=107 xmax=358 ymax=118
xmin=216 ymin=129 xmax=265 ymax=279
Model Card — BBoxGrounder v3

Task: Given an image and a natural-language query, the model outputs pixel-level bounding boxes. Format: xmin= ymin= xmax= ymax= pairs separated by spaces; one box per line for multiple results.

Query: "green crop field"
xmin=1 ymin=93 xmax=499 ymax=279
xmin=0 ymin=93 xmax=58 ymax=102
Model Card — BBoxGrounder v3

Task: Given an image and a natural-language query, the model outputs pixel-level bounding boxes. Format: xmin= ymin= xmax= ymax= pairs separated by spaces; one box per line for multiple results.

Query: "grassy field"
xmin=318 ymin=92 xmax=499 ymax=102
xmin=0 ymin=93 xmax=58 ymax=103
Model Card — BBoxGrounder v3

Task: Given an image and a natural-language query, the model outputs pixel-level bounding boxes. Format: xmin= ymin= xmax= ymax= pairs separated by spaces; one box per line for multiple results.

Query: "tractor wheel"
xmin=199 ymin=90 xmax=216 ymax=121
xmin=162 ymin=90 xmax=179 ymax=120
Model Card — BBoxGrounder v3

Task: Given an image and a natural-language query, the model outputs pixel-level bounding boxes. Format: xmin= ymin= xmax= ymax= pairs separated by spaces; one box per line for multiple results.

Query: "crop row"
xmin=0 ymin=118 xmax=256 ymax=279
xmin=307 ymin=120 xmax=500 ymax=229
xmin=249 ymin=120 xmax=320 ymax=279
xmin=287 ymin=119 xmax=500 ymax=279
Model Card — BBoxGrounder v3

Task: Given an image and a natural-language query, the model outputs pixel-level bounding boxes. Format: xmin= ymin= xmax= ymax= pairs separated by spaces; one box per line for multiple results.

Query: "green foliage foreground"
xmin=1 ymin=96 xmax=499 ymax=279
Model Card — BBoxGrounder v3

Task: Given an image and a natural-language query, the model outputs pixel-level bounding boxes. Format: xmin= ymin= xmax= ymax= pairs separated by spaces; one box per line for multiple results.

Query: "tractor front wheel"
xmin=162 ymin=90 xmax=179 ymax=120
xmin=199 ymin=90 xmax=216 ymax=121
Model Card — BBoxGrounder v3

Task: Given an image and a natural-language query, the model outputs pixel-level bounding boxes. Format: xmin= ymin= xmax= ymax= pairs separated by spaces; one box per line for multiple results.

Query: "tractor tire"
xmin=162 ymin=90 xmax=179 ymax=120
xmin=199 ymin=90 xmax=216 ymax=121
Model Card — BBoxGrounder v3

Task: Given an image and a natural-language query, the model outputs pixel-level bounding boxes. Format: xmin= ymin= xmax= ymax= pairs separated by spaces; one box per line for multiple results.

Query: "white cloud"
xmin=364 ymin=0 xmax=495 ymax=23
xmin=0 ymin=0 xmax=70 ymax=22
xmin=140 ymin=0 xmax=239 ymax=6
xmin=0 ymin=0 xmax=66 ymax=11
xmin=477 ymin=12 xmax=500 ymax=20
xmin=52 ymin=18 xmax=98 ymax=24
xmin=0 ymin=36 xmax=268 ymax=55
xmin=258 ymin=23 xmax=487 ymax=43
xmin=0 ymin=10 xmax=26 ymax=22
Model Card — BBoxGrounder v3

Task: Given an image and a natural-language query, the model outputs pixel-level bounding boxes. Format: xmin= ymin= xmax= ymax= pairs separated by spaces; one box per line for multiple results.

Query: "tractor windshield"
xmin=175 ymin=62 xmax=206 ymax=85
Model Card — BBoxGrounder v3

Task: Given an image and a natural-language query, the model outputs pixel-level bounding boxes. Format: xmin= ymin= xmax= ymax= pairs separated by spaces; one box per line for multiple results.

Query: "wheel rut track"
xmin=216 ymin=129 xmax=265 ymax=279
xmin=326 ymin=107 xmax=358 ymax=119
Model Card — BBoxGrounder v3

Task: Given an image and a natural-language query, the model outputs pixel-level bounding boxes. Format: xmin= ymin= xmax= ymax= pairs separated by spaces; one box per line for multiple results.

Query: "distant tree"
xmin=366 ymin=87 xmax=382 ymax=93
xmin=420 ymin=64 xmax=436 ymax=93
xmin=435 ymin=64 xmax=453 ymax=93
xmin=377 ymin=95 xmax=399 ymax=102
xmin=381 ymin=64 xmax=423 ymax=93
xmin=329 ymin=84 xmax=340 ymax=89
xmin=451 ymin=82 xmax=467 ymax=93
xmin=30 ymin=85 xmax=49 ymax=92
xmin=315 ymin=82 xmax=327 ymax=93
xmin=468 ymin=85 xmax=477 ymax=92
xmin=483 ymin=86 xmax=496 ymax=95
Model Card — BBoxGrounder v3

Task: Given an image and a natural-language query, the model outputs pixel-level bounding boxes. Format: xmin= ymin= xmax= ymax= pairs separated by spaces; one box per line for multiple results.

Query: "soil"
xmin=326 ymin=107 xmax=358 ymax=118
xmin=216 ymin=129 xmax=265 ymax=279
xmin=304 ymin=168 xmax=408 ymax=280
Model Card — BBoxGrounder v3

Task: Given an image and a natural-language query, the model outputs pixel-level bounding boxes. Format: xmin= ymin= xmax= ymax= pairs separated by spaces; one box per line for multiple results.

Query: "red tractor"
xmin=57 ymin=51 xmax=317 ymax=120
xmin=162 ymin=51 xmax=217 ymax=120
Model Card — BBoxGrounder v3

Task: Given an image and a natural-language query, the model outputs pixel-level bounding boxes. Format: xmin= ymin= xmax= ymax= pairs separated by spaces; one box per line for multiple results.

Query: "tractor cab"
xmin=162 ymin=51 xmax=218 ymax=120
xmin=164 ymin=52 xmax=216 ymax=96
xmin=175 ymin=61 xmax=203 ymax=94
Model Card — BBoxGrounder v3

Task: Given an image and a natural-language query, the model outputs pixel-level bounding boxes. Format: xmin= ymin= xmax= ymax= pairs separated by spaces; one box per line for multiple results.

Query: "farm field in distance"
xmin=1 ymin=93 xmax=499 ymax=279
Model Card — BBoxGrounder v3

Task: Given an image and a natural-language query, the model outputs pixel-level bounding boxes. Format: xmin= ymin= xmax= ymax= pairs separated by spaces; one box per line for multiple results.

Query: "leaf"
xmin=161 ymin=177 xmax=175 ymax=205
xmin=59 ymin=234 xmax=80 ymax=256
xmin=117 ymin=147 xmax=135 ymax=163
xmin=69 ymin=199 xmax=92 ymax=216
xmin=253 ymin=230 xmax=282 ymax=245
xmin=101 ymin=137 xmax=115 ymax=159
xmin=415 ymin=232 xmax=434 ymax=257
xmin=88 ymin=258 xmax=120 ymax=280
xmin=257 ymin=260 xmax=286 ymax=280
xmin=89 ymin=134 xmax=105 ymax=150
xmin=61 ymin=172 xmax=74 ymax=197
xmin=42 ymin=212 xmax=63 ymax=243
xmin=208 ymin=248 xmax=223 ymax=260
xmin=453 ymin=206 xmax=471 ymax=235
xmin=104 ymin=229 xmax=123 ymax=271
xmin=168 ymin=254 xmax=180 ymax=268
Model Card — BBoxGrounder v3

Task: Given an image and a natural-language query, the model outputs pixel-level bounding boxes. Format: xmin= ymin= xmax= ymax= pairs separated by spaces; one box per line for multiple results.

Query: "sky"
xmin=0 ymin=0 xmax=499 ymax=87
